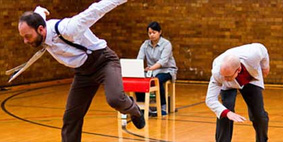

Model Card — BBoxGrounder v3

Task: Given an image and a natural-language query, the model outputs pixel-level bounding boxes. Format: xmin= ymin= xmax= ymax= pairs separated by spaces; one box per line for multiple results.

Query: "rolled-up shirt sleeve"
xmin=157 ymin=42 xmax=172 ymax=67
xmin=137 ymin=42 xmax=146 ymax=60
xmin=258 ymin=44 xmax=270 ymax=70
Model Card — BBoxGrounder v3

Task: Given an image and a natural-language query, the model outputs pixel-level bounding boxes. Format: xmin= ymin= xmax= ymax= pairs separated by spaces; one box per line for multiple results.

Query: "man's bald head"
xmin=220 ymin=55 xmax=241 ymax=81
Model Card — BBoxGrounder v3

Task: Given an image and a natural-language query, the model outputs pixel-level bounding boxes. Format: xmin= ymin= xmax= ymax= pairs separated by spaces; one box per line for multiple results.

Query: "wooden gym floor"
xmin=0 ymin=79 xmax=282 ymax=142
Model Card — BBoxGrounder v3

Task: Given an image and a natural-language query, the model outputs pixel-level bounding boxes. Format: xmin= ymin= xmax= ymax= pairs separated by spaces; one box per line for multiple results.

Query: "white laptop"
xmin=120 ymin=59 xmax=149 ymax=78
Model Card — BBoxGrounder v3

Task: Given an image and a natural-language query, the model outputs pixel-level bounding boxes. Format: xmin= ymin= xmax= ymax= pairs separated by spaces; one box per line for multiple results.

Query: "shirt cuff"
xmin=220 ymin=109 xmax=230 ymax=118
xmin=112 ymin=0 xmax=127 ymax=5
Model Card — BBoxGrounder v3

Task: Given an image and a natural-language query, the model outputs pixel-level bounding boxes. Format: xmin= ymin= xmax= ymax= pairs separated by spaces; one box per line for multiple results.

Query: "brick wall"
xmin=1 ymin=0 xmax=283 ymax=87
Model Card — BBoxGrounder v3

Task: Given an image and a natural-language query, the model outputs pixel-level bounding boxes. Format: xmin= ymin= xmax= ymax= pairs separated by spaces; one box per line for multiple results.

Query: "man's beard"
xmin=30 ymin=32 xmax=43 ymax=47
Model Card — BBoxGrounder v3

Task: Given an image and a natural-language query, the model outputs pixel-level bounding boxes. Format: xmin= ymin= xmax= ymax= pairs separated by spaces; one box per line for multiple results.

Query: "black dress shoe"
xmin=131 ymin=108 xmax=145 ymax=129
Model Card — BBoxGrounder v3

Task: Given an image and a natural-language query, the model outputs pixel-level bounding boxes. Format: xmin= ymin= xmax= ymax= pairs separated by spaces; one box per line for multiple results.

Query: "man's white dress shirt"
xmin=206 ymin=43 xmax=270 ymax=118
xmin=35 ymin=0 xmax=127 ymax=68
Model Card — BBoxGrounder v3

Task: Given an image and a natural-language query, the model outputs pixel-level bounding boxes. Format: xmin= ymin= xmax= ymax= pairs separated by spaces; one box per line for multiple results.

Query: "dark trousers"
xmin=61 ymin=47 xmax=140 ymax=142
xmin=136 ymin=73 xmax=172 ymax=106
xmin=216 ymin=84 xmax=269 ymax=142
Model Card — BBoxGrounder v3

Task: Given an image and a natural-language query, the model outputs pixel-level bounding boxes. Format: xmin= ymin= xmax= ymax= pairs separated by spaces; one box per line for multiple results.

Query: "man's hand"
xmin=227 ymin=111 xmax=246 ymax=122
xmin=34 ymin=6 xmax=50 ymax=21
xmin=35 ymin=6 xmax=50 ymax=15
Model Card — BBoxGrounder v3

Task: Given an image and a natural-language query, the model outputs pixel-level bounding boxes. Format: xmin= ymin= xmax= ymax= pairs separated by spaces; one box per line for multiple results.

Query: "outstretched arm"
xmin=63 ymin=0 xmax=127 ymax=37
xmin=206 ymin=77 xmax=247 ymax=123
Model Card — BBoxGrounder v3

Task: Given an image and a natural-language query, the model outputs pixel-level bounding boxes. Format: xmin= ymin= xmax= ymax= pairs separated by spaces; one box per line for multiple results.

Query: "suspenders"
xmin=55 ymin=20 xmax=93 ymax=54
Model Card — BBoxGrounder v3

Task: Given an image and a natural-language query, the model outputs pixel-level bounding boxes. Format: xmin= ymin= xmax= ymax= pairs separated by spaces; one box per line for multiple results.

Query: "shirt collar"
xmin=148 ymin=37 xmax=163 ymax=48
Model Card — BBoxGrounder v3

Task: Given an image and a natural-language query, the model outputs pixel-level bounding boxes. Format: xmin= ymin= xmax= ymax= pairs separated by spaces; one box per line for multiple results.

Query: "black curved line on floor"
xmin=0 ymin=89 xmax=145 ymax=141
xmin=176 ymin=101 xmax=205 ymax=110
xmin=0 ymin=82 xmax=70 ymax=94
xmin=9 ymin=92 xmax=55 ymax=100
xmin=122 ymin=125 xmax=172 ymax=142
xmin=1 ymin=85 xmax=178 ymax=141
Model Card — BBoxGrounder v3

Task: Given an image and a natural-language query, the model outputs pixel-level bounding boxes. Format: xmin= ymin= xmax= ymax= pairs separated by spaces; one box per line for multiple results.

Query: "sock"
xmin=161 ymin=104 xmax=166 ymax=111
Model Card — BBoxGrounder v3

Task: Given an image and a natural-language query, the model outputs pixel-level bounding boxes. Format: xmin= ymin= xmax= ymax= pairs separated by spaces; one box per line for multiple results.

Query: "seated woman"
xmin=136 ymin=21 xmax=177 ymax=115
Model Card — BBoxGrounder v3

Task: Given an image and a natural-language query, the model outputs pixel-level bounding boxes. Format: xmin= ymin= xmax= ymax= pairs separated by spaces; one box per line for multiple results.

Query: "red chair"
xmin=119 ymin=77 xmax=161 ymax=120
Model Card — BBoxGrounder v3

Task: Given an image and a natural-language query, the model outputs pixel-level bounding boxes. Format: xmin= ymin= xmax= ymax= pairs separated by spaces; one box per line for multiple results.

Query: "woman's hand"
xmin=145 ymin=67 xmax=151 ymax=71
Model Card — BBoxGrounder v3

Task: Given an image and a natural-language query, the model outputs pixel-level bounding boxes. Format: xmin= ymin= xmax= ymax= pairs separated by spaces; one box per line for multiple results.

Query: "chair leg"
xmin=165 ymin=81 xmax=169 ymax=114
xmin=155 ymin=89 xmax=162 ymax=118
xmin=170 ymin=83 xmax=176 ymax=113
xmin=144 ymin=92 xmax=150 ymax=120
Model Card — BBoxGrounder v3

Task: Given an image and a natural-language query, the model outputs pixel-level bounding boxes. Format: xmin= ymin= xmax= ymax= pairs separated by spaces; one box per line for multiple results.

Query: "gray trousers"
xmin=216 ymin=83 xmax=269 ymax=142
xmin=61 ymin=47 xmax=140 ymax=142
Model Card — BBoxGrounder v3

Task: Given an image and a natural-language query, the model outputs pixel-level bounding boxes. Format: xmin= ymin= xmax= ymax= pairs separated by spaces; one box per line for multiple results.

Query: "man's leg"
xmin=216 ymin=89 xmax=237 ymax=142
xmin=101 ymin=47 xmax=145 ymax=129
xmin=239 ymin=84 xmax=268 ymax=142
xmin=61 ymin=75 xmax=99 ymax=142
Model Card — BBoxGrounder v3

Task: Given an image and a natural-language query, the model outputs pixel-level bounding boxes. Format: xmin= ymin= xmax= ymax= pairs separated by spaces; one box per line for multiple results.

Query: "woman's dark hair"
xmin=147 ymin=21 xmax=161 ymax=32
xmin=19 ymin=11 xmax=46 ymax=30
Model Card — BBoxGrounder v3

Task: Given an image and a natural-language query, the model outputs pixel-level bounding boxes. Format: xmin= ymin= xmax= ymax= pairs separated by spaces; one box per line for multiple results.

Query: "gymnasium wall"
xmin=1 ymin=0 xmax=283 ymax=87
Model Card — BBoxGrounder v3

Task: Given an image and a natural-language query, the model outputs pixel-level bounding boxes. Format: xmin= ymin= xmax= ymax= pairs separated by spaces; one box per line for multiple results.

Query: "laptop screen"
xmin=120 ymin=59 xmax=145 ymax=78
